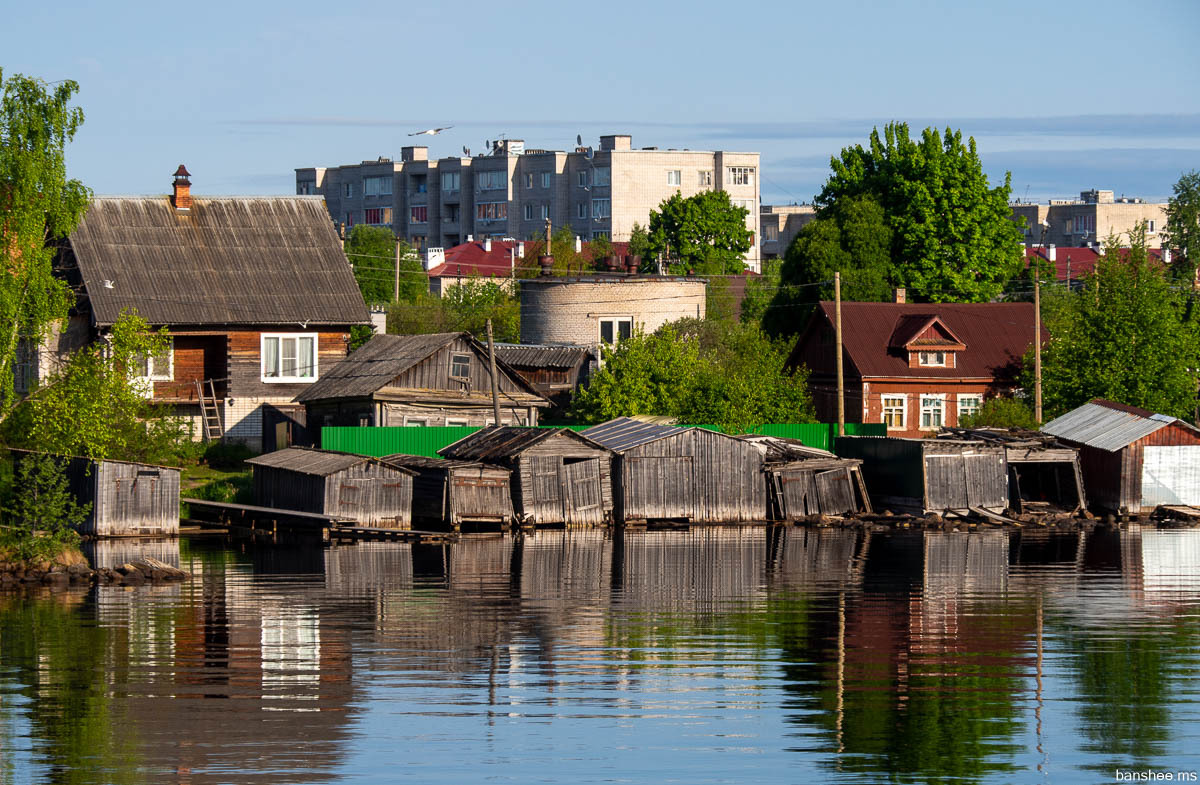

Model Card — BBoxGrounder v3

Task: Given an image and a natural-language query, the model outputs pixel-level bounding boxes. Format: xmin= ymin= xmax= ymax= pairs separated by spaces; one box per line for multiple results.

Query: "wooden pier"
xmin=182 ymin=498 xmax=457 ymax=544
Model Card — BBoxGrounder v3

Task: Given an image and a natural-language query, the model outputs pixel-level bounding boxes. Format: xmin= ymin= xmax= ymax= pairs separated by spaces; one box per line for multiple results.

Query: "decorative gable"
xmin=887 ymin=314 xmax=967 ymax=369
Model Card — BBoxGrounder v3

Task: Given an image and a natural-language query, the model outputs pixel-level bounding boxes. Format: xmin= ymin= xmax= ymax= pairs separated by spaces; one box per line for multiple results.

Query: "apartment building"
xmin=1010 ymin=189 xmax=1167 ymax=248
xmin=297 ymin=134 xmax=763 ymax=270
xmin=760 ymin=203 xmax=817 ymax=260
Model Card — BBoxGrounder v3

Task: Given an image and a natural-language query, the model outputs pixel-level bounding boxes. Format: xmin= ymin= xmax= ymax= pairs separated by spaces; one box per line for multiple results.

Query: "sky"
xmin=4 ymin=0 xmax=1199 ymax=204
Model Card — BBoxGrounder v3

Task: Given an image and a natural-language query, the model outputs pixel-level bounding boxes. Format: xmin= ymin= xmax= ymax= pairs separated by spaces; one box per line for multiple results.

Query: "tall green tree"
xmin=0 ymin=70 xmax=90 ymax=417
xmin=1035 ymin=225 xmax=1200 ymax=419
xmin=647 ymin=190 xmax=753 ymax=275
xmin=344 ymin=225 xmax=422 ymax=304
xmin=763 ymin=195 xmax=894 ymax=337
xmin=386 ymin=278 xmax=519 ymax=342
xmin=817 ymin=122 xmax=1024 ymax=302
xmin=1164 ymin=169 xmax=1200 ymax=283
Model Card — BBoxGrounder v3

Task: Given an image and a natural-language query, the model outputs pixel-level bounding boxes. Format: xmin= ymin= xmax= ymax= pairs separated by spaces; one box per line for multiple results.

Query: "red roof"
xmin=1024 ymin=246 xmax=1166 ymax=282
xmin=428 ymin=239 xmax=631 ymax=279
xmin=794 ymin=301 xmax=1045 ymax=380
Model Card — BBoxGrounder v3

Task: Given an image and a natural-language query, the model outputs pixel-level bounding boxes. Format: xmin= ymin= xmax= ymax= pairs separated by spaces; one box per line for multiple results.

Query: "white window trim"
xmin=599 ymin=317 xmax=633 ymax=345
xmin=667 ymin=170 xmax=681 ymax=186
xmin=449 ymin=352 xmax=471 ymax=380
xmin=136 ymin=338 xmax=174 ymax=382
xmin=917 ymin=350 xmax=949 ymax=367
xmin=445 ymin=418 xmax=469 ymax=427
xmin=920 ymin=393 xmax=947 ymax=430
xmin=261 ymin=333 xmax=318 ymax=383
xmin=956 ymin=394 xmax=983 ymax=423
xmin=542 ymin=172 xmax=551 ymax=188
xmin=881 ymin=393 xmax=907 ymax=430
xmin=404 ymin=417 xmax=429 ymax=427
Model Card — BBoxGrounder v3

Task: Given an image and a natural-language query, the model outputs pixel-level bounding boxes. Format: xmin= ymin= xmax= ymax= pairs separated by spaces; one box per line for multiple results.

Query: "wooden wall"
xmin=80 ymin=460 xmax=180 ymax=536
xmin=391 ymin=336 xmax=532 ymax=396
xmin=511 ymin=435 xmax=613 ymax=526
xmin=253 ymin=461 xmax=413 ymax=528
xmin=1073 ymin=422 xmax=1200 ymax=513
xmin=228 ymin=329 xmax=352 ymax=400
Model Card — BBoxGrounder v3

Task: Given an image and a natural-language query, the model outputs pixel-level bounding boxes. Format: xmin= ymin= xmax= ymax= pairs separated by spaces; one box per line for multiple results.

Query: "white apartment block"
xmin=297 ymin=134 xmax=763 ymax=271
xmin=1010 ymin=189 xmax=1167 ymax=249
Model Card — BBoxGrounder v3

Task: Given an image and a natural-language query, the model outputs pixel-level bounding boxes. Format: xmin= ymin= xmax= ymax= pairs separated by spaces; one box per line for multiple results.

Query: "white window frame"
xmin=363 ymin=175 xmax=392 ymax=197
xmin=541 ymin=172 xmax=551 ymax=188
xmin=882 ymin=394 xmax=907 ymax=430
xmin=525 ymin=172 xmax=534 ymax=189
xmin=577 ymin=202 xmax=587 ymax=219
xmin=540 ymin=204 xmax=549 ymax=220
xmin=577 ymin=171 xmax=589 ymax=188
xmin=445 ymin=417 xmax=469 ymax=427
xmin=441 ymin=171 xmax=460 ymax=192
xmin=592 ymin=198 xmax=610 ymax=219
xmin=918 ymin=350 xmax=948 ymax=367
xmin=136 ymin=339 xmax=174 ymax=382
xmin=727 ymin=166 xmax=755 ymax=186
xmin=698 ymin=170 xmax=712 ymax=187
xmin=523 ymin=204 xmax=534 ymax=221
xmin=599 ymin=317 xmax=633 ymax=345
xmin=920 ymin=394 xmax=946 ymax=430
xmin=478 ymin=170 xmax=506 ymax=191
xmin=449 ymin=352 xmax=471 ymax=380
xmin=1149 ymin=220 xmax=1156 ymax=232
xmin=261 ymin=333 xmax=318 ymax=383
xmin=666 ymin=170 xmax=681 ymax=186
xmin=343 ymin=182 xmax=355 ymax=198
xmin=404 ymin=417 xmax=429 ymax=427
xmin=956 ymin=394 xmax=983 ymax=424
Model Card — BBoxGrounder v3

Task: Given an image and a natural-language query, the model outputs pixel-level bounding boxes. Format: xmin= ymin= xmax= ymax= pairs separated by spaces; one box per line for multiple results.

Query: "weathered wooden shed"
xmin=940 ymin=427 xmax=1086 ymax=514
xmin=438 ymin=427 xmax=613 ymax=526
xmin=835 ymin=436 xmax=1008 ymax=515
xmin=11 ymin=450 xmax=181 ymax=537
xmin=246 ymin=447 xmax=416 ymax=528
xmin=1041 ymin=399 xmax=1200 ymax=514
xmin=381 ymin=453 xmax=514 ymax=531
xmin=745 ymin=436 xmax=870 ymax=520
xmin=581 ymin=418 xmax=769 ymax=524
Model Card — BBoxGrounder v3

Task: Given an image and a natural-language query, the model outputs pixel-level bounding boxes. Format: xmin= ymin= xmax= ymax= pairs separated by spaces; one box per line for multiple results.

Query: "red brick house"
xmin=788 ymin=298 xmax=1045 ymax=438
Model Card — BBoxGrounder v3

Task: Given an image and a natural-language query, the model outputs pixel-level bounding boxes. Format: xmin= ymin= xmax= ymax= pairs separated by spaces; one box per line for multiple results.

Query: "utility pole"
xmin=393 ymin=237 xmax=401 ymax=302
xmin=1034 ymin=269 xmax=1043 ymax=423
xmin=487 ymin=318 xmax=502 ymax=425
xmin=835 ymin=271 xmax=844 ymax=437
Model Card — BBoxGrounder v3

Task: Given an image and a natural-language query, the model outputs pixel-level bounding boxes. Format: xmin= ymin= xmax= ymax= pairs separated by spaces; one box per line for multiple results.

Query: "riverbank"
xmin=0 ymin=550 xmax=189 ymax=588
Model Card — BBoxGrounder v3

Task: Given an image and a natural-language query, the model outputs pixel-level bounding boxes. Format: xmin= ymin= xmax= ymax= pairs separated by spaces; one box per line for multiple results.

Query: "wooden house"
xmin=493 ymin=343 xmax=595 ymax=411
xmin=297 ymin=332 xmax=550 ymax=434
xmin=41 ymin=168 xmax=370 ymax=450
xmin=12 ymin=450 xmax=180 ymax=537
xmin=438 ymin=427 xmax=613 ymax=526
xmin=382 ymin=453 xmax=514 ymax=530
xmin=746 ymin=436 xmax=870 ymax=520
xmin=835 ymin=436 xmax=1008 ymax=516
xmin=940 ymin=428 xmax=1086 ymax=514
xmin=788 ymin=296 xmax=1046 ymax=438
xmin=246 ymin=447 xmax=416 ymax=528
xmin=580 ymin=418 xmax=768 ymax=524
xmin=1041 ymin=399 xmax=1200 ymax=514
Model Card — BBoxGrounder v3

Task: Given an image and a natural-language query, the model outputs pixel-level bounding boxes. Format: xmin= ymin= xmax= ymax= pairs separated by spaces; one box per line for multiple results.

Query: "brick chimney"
xmin=171 ymin=165 xmax=192 ymax=210
xmin=893 ymin=287 xmax=906 ymax=304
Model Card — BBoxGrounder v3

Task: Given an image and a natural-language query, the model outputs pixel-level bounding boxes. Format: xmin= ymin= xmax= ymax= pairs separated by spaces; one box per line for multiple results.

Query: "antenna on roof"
xmin=576 ymin=134 xmax=582 ymax=146
xmin=462 ymin=145 xmax=470 ymax=157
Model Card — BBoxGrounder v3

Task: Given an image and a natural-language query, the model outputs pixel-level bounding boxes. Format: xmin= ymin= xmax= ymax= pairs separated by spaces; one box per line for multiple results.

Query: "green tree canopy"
xmin=646 ymin=190 xmax=753 ymax=275
xmin=0 ymin=70 xmax=90 ymax=417
xmin=572 ymin=319 xmax=815 ymax=431
xmin=816 ymin=122 xmax=1024 ymax=303
xmin=763 ymin=195 xmax=894 ymax=337
xmin=1164 ymin=169 xmax=1200 ymax=283
xmin=1036 ymin=225 xmax=1200 ymax=419
xmin=344 ymin=225 xmax=422 ymax=305
xmin=386 ymin=278 xmax=519 ymax=343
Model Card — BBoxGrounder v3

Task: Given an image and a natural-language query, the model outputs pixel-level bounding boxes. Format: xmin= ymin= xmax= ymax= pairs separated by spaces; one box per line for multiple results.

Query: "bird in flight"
xmin=408 ymin=126 xmax=453 ymax=136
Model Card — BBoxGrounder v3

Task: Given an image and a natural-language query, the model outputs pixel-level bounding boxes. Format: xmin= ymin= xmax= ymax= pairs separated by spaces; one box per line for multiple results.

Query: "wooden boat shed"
xmin=940 ymin=427 xmax=1086 ymax=514
xmin=744 ymin=436 xmax=871 ymax=520
xmin=438 ymin=427 xmax=613 ymax=526
xmin=11 ymin=450 xmax=181 ymax=537
xmin=382 ymin=453 xmax=514 ymax=531
xmin=835 ymin=436 xmax=1008 ymax=516
xmin=1041 ymin=399 xmax=1200 ymax=514
xmin=580 ymin=418 xmax=769 ymax=523
xmin=246 ymin=447 xmax=416 ymax=528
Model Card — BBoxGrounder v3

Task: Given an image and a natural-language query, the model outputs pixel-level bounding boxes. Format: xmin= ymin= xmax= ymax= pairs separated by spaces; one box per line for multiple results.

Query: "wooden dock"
xmin=182 ymin=498 xmax=458 ymax=543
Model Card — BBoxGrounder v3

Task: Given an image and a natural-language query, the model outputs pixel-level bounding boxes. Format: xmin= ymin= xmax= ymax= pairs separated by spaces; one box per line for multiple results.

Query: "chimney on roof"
xmin=1048 ymin=244 xmax=1056 ymax=262
xmin=517 ymin=241 xmax=525 ymax=258
xmin=893 ymin=287 xmax=906 ymax=304
xmin=171 ymin=164 xmax=192 ymax=210
xmin=574 ymin=235 xmax=582 ymax=253
xmin=484 ymin=237 xmax=492 ymax=252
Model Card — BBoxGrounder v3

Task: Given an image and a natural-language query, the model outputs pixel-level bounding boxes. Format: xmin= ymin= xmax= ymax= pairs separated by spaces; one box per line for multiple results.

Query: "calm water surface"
xmin=2 ymin=526 xmax=1200 ymax=784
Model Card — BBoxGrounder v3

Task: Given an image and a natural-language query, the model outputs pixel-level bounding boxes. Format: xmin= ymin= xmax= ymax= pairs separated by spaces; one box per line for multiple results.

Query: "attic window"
xmin=450 ymin=353 xmax=471 ymax=379
xmin=918 ymin=350 xmax=948 ymax=367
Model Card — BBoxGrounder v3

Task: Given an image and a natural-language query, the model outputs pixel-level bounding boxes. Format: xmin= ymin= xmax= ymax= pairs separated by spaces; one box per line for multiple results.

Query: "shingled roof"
xmin=68 ymin=196 xmax=370 ymax=327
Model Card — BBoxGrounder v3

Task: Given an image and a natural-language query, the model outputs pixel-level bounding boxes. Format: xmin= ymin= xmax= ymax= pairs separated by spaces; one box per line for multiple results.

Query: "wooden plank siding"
xmin=390 ymin=338 xmax=533 ymax=397
xmin=253 ymin=461 xmax=413 ymax=528
xmin=836 ymin=437 xmax=1008 ymax=514
xmin=1069 ymin=421 xmax=1200 ymax=513
xmin=511 ymin=439 xmax=612 ymax=526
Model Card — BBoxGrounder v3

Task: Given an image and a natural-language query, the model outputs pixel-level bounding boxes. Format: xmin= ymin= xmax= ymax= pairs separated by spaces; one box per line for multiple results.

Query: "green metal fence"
xmin=321 ymin=422 xmax=885 ymax=458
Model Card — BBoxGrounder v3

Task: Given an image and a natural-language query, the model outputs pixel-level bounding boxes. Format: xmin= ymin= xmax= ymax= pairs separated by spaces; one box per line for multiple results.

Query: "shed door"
xmin=528 ymin=455 xmax=564 ymax=524
xmin=925 ymin=455 xmax=969 ymax=510
xmin=333 ymin=479 xmax=374 ymax=523
xmin=815 ymin=469 xmax=855 ymax=515
xmin=1142 ymin=446 xmax=1200 ymax=507
xmin=624 ymin=456 xmax=694 ymax=520
xmin=562 ymin=458 xmax=604 ymax=526
xmin=964 ymin=452 xmax=1008 ymax=510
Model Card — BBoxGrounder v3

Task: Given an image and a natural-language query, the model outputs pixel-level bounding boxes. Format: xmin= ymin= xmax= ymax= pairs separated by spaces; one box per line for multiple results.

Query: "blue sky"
xmin=4 ymin=0 xmax=1198 ymax=203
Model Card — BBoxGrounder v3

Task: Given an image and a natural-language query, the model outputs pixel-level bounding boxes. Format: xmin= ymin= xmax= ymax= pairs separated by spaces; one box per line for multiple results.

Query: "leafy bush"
xmin=203 ymin=441 xmax=256 ymax=470
xmin=959 ymin=398 xmax=1039 ymax=430
xmin=191 ymin=472 xmax=254 ymax=505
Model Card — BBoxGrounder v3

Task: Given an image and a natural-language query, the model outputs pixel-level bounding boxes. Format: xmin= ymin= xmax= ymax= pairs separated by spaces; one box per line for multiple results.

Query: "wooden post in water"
xmin=487 ymin=318 xmax=502 ymax=425
xmin=835 ymin=271 xmax=845 ymax=437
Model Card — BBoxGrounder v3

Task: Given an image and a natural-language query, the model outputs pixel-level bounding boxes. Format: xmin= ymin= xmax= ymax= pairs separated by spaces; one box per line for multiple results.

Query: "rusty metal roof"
xmin=247 ymin=447 xmax=414 ymax=476
xmin=438 ymin=426 xmax=607 ymax=461
xmin=581 ymin=417 xmax=687 ymax=451
xmin=1041 ymin=399 xmax=1196 ymax=452
xmin=69 ymin=196 xmax=370 ymax=327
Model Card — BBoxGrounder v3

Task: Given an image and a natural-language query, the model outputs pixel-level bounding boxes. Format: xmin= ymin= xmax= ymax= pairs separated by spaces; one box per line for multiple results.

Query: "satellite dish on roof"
xmin=584 ymin=147 xmax=594 ymax=160
xmin=576 ymin=134 xmax=582 ymax=146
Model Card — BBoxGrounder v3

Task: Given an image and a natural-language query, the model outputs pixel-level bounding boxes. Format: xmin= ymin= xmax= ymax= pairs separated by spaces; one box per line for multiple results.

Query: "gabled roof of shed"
xmin=381 ymin=453 xmax=510 ymax=473
xmin=493 ymin=343 xmax=593 ymax=370
xmin=438 ymin=426 xmax=607 ymax=461
xmin=247 ymin=447 xmax=414 ymax=476
xmin=581 ymin=417 xmax=687 ymax=451
xmin=68 ymin=196 xmax=370 ymax=327
xmin=1041 ymin=399 xmax=1199 ymax=452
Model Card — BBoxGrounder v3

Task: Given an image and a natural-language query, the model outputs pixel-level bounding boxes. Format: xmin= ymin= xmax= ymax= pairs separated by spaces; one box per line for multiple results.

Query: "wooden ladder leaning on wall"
xmin=194 ymin=378 xmax=225 ymax=441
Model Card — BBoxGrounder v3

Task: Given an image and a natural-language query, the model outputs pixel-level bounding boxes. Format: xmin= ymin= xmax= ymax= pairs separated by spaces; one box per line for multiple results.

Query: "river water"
xmin=2 ymin=525 xmax=1199 ymax=784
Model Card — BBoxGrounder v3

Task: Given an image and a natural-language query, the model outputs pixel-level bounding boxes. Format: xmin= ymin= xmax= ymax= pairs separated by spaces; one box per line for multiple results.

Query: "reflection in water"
xmin=0 ymin=527 xmax=1199 ymax=783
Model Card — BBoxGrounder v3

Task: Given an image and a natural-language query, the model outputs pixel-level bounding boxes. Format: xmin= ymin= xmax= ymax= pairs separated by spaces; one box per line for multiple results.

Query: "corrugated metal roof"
xmin=581 ymin=417 xmax=687 ymax=452
xmin=247 ymin=447 xmax=411 ymax=476
xmin=1041 ymin=400 xmax=1176 ymax=451
xmin=439 ymin=426 xmax=606 ymax=461
xmin=69 ymin=196 xmax=370 ymax=327
xmin=493 ymin=343 xmax=592 ymax=369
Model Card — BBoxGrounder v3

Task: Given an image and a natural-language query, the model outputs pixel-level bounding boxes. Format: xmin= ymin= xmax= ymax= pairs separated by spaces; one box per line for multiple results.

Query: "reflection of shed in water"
xmin=440 ymin=426 xmax=613 ymax=526
xmin=13 ymin=450 xmax=181 ymax=537
xmin=835 ymin=437 xmax=1008 ymax=515
xmin=746 ymin=436 xmax=870 ymax=519
xmin=581 ymin=417 xmax=768 ymax=523
xmin=246 ymin=447 xmax=416 ymax=528
xmin=940 ymin=428 xmax=1085 ymax=514
xmin=83 ymin=537 xmax=182 ymax=569
xmin=615 ymin=528 xmax=767 ymax=608
xmin=767 ymin=527 xmax=861 ymax=586
xmin=382 ymin=454 xmax=513 ymax=530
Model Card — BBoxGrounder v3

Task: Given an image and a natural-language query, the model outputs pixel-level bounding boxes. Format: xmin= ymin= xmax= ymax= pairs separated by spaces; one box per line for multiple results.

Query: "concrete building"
xmin=1010 ymin=189 xmax=1167 ymax=249
xmin=760 ymin=203 xmax=817 ymax=260
xmin=298 ymin=134 xmax=762 ymax=271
